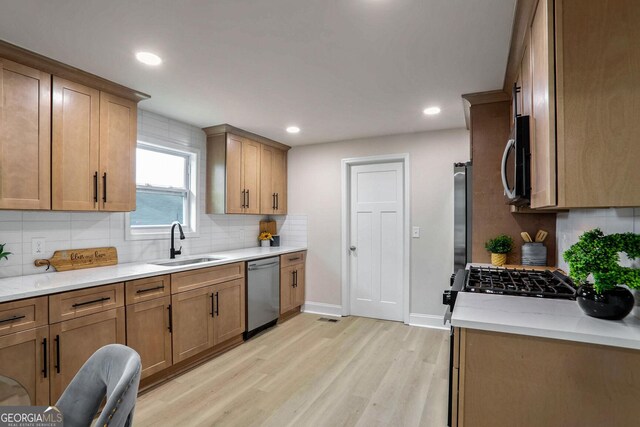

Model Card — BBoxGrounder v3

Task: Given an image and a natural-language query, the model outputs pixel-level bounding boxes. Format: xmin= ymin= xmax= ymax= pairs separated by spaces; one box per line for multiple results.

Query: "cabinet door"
xmin=530 ymin=0 xmax=557 ymax=208
xmin=226 ymin=135 xmax=244 ymax=214
xmin=171 ymin=286 xmax=215 ymax=363
xmin=0 ymin=58 xmax=51 ymax=210
xmin=99 ymin=92 xmax=136 ymax=212
xmin=49 ymin=307 xmax=125 ymax=402
xmin=0 ymin=326 xmax=49 ymax=405
xmin=52 ymin=77 xmax=100 ymax=211
xmin=126 ymin=297 xmax=172 ymax=379
xmin=260 ymin=144 xmax=275 ymax=214
xmin=242 ymin=139 xmax=261 ymax=214
xmin=520 ymin=33 xmax=532 ymax=118
xmin=292 ymin=265 xmax=306 ymax=308
xmin=280 ymin=266 xmax=295 ymax=315
xmin=272 ymin=148 xmax=287 ymax=214
xmin=212 ymin=279 xmax=245 ymax=345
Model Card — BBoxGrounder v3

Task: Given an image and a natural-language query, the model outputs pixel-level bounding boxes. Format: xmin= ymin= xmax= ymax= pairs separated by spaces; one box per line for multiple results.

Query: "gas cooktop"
xmin=465 ymin=266 xmax=577 ymax=300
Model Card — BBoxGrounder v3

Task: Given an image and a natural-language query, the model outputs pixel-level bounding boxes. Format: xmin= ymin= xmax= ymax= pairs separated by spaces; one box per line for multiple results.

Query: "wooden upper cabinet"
xmin=241 ymin=139 xmax=261 ymax=214
xmin=99 ymin=92 xmax=137 ymax=212
xmin=260 ymin=145 xmax=287 ymax=215
xmin=225 ymin=135 xmax=244 ymax=214
xmin=205 ymin=126 xmax=290 ymax=215
xmin=529 ymin=0 xmax=557 ymax=209
xmin=52 ymin=77 xmax=100 ymax=211
xmin=554 ymin=0 xmax=640 ymax=207
xmin=0 ymin=58 xmax=51 ymax=210
xmin=519 ymin=0 xmax=640 ymax=209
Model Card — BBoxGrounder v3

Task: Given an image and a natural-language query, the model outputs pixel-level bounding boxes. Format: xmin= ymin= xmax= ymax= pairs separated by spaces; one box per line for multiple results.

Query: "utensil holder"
xmin=521 ymin=242 xmax=547 ymax=266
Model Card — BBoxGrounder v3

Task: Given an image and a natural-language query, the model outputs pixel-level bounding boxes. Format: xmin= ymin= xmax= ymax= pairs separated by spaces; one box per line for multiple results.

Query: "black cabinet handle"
xmin=72 ymin=296 xmax=110 ymax=308
xmin=167 ymin=305 xmax=173 ymax=333
xmin=215 ymin=292 xmax=219 ymax=316
xmin=42 ymin=337 xmax=48 ymax=378
xmin=276 ymin=193 xmax=279 ymax=210
xmin=246 ymin=189 xmax=250 ymax=208
xmin=136 ymin=285 xmax=165 ymax=294
xmin=54 ymin=335 xmax=60 ymax=374
xmin=272 ymin=193 xmax=276 ymax=210
xmin=241 ymin=190 xmax=246 ymax=208
xmin=102 ymin=172 xmax=107 ymax=203
xmin=0 ymin=314 xmax=26 ymax=324
xmin=210 ymin=293 xmax=215 ymax=318
xmin=93 ymin=172 xmax=98 ymax=203
xmin=288 ymin=256 xmax=301 ymax=262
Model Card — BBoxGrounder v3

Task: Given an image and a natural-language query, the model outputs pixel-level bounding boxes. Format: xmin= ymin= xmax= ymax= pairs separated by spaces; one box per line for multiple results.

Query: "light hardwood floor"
xmin=134 ymin=313 xmax=450 ymax=427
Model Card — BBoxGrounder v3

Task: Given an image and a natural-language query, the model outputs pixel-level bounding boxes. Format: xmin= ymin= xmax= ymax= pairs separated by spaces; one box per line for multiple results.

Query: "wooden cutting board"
xmin=259 ymin=220 xmax=277 ymax=236
xmin=34 ymin=247 xmax=118 ymax=272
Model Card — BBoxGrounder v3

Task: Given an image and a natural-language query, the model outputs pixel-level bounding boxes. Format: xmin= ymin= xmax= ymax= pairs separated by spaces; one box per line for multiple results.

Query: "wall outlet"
xmin=32 ymin=238 xmax=46 ymax=256
xmin=412 ymin=226 xmax=420 ymax=238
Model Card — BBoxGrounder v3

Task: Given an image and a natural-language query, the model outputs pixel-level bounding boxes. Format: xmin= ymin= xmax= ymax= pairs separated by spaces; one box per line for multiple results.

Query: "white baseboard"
xmin=303 ymin=301 xmax=342 ymax=317
xmin=409 ymin=313 xmax=449 ymax=330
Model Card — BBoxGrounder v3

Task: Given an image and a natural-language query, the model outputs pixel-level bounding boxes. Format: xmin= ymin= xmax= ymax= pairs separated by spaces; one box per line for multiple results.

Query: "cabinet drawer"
xmin=125 ymin=275 xmax=171 ymax=304
xmin=280 ymin=251 xmax=306 ymax=268
xmin=0 ymin=297 xmax=48 ymax=337
xmin=49 ymin=283 xmax=124 ymax=323
xmin=171 ymin=262 xmax=244 ymax=294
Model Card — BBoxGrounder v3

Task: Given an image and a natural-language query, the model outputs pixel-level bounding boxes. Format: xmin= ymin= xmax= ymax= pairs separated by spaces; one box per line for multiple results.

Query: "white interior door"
xmin=349 ymin=162 xmax=404 ymax=321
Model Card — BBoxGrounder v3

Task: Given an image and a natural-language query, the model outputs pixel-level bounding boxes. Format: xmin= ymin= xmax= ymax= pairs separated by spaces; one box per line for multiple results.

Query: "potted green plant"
xmin=0 ymin=243 xmax=11 ymax=262
xmin=563 ymin=228 xmax=640 ymax=320
xmin=485 ymin=235 xmax=514 ymax=267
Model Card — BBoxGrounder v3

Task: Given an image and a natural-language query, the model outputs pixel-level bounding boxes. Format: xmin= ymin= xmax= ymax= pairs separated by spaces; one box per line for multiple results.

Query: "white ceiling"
xmin=0 ymin=0 xmax=516 ymax=145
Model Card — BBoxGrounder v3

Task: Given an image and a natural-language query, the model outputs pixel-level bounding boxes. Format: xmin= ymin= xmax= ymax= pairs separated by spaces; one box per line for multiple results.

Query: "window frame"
xmin=125 ymin=138 xmax=200 ymax=241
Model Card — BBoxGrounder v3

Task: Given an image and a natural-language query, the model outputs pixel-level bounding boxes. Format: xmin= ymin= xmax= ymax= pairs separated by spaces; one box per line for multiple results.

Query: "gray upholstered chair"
xmin=56 ymin=344 xmax=142 ymax=427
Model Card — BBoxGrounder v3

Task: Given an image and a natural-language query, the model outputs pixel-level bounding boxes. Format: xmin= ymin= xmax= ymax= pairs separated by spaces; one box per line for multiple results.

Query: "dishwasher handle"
xmin=248 ymin=262 xmax=280 ymax=271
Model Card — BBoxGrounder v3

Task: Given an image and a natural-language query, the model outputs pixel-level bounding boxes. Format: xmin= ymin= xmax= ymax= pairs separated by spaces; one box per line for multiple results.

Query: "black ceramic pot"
xmin=576 ymin=284 xmax=634 ymax=320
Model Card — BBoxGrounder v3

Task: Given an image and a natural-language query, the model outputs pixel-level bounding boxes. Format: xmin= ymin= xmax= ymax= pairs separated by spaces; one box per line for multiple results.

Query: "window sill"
xmin=125 ymin=228 xmax=200 ymax=241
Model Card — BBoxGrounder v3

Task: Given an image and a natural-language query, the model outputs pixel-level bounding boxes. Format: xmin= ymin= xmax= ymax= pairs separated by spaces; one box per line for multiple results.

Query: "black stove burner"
xmin=465 ymin=266 xmax=577 ymax=299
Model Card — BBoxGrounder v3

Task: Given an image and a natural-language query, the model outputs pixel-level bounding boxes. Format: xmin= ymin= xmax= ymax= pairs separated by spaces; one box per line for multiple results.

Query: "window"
xmin=127 ymin=142 xmax=198 ymax=239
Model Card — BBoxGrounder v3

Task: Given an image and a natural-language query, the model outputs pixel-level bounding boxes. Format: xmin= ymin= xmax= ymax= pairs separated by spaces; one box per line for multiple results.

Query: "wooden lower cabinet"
xmin=280 ymin=254 xmax=306 ymax=315
xmin=212 ymin=279 xmax=245 ymax=345
xmin=171 ymin=285 xmax=216 ymax=363
xmin=0 ymin=326 xmax=49 ymax=405
xmin=49 ymin=307 xmax=125 ymax=403
xmin=126 ymin=297 xmax=172 ymax=379
xmin=454 ymin=328 xmax=640 ymax=426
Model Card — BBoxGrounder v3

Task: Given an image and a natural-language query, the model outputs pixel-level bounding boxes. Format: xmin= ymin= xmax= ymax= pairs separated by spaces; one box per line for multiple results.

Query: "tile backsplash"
xmin=0 ymin=110 xmax=306 ymax=279
xmin=556 ymin=208 xmax=640 ymax=272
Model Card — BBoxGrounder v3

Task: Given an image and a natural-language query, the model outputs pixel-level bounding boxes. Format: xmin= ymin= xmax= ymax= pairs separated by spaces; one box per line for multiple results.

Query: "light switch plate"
xmin=412 ymin=226 xmax=420 ymax=238
xmin=32 ymin=238 xmax=45 ymax=256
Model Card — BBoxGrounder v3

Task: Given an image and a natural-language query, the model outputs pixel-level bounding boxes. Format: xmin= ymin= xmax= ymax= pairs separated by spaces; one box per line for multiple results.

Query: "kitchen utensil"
xmin=34 ymin=247 xmax=117 ymax=272
xmin=535 ymin=229 xmax=548 ymax=243
xmin=520 ymin=232 xmax=533 ymax=243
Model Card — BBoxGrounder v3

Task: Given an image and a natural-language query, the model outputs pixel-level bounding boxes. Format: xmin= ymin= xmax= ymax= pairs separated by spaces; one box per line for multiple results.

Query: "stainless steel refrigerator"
xmin=453 ymin=162 xmax=472 ymax=271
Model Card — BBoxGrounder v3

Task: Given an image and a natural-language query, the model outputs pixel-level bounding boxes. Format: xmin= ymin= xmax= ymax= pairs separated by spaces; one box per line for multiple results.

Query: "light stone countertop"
xmin=451 ymin=290 xmax=640 ymax=350
xmin=0 ymin=246 xmax=307 ymax=303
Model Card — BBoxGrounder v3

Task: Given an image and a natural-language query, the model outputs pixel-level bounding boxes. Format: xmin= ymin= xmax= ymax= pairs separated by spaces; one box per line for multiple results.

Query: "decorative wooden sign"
xmin=34 ymin=247 xmax=118 ymax=272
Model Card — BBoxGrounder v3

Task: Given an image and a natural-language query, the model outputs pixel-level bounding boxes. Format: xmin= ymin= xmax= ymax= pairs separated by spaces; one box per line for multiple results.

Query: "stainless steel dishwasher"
xmin=245 ymin=257 xmax=280 ymax=340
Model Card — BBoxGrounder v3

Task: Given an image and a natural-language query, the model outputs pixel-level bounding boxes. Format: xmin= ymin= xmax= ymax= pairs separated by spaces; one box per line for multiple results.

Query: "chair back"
xmin=56 ymin=344 xmax=141 ymax=427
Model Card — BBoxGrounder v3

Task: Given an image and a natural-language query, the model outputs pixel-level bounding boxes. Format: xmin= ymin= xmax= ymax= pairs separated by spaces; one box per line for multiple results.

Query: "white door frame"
xmin=341 ymin=153 xmax=410 ymax=324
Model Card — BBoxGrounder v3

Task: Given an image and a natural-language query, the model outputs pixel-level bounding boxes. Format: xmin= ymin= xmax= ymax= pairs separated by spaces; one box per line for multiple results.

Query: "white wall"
xmin=556 ymin=208 xmax=640 ymax=272
xmin=0 ymin=110 xmax=306 ymax=279
xmin=287 ymin=128 xmax=470 ymax=317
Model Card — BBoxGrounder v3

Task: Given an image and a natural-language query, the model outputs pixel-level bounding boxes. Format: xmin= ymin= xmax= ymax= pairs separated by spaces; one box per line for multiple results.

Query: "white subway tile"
xmin=0 ymin=222 xmax=22 ymax=243
xmin=0 ymin=211 xmax=23 ymax=221
xmin=23 ymin=212 xmax=70 ymax=222
xmin=23 ymin=222 xmax=71 ymax=242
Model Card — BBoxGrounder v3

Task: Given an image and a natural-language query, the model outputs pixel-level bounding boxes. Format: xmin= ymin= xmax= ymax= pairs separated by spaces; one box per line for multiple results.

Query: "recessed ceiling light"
xmin=286 ymin=126 xmax=300 ymax=134
xmin=423 ymin=106 xmax=441 ymax=115
xmin=135 ymin=51 xmax=162 ymax=66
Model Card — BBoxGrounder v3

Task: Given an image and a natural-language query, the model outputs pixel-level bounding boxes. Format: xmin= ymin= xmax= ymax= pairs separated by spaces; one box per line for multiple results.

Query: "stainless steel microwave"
xmin=501 ymin=115 xmax=531 ymax=206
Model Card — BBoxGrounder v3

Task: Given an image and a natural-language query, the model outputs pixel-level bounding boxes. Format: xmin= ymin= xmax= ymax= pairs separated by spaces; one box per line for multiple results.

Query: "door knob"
xmin=349 ymin=246 xmax=356 ymax=251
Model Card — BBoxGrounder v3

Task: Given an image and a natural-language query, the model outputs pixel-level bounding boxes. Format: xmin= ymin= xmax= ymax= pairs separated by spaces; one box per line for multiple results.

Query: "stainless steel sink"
xmin=150 ymin=257 xmax=222 ymax=267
